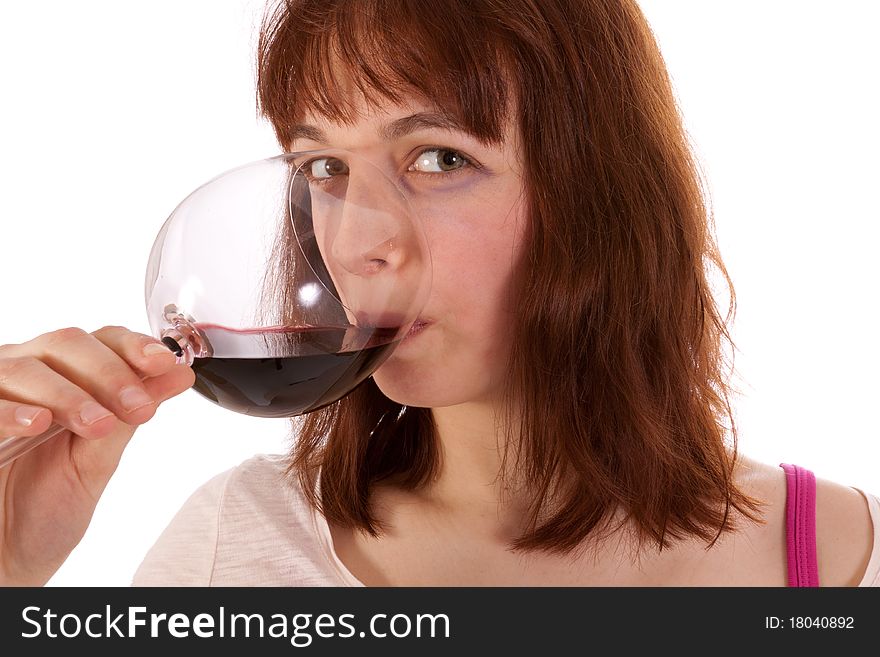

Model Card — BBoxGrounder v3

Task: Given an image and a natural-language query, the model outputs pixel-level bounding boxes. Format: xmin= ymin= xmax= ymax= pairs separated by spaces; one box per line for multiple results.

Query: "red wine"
xmin=188 ymin=324 xmax=401 ymax=418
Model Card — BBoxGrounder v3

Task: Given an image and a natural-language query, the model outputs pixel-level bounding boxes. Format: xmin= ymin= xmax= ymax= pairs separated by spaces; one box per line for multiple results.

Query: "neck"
xmin=401 ymin=402 xmax=532 ymax=537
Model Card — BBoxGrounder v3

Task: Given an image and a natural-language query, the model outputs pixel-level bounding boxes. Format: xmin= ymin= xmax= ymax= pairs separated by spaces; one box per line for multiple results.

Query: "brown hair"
xmin=256 ymin=0 xmax=765 ymax=558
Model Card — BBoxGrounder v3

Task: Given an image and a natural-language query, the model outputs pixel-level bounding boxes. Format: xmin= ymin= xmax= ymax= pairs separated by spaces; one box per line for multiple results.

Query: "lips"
xmin=404 ymin=319 xmax=430 ymax=340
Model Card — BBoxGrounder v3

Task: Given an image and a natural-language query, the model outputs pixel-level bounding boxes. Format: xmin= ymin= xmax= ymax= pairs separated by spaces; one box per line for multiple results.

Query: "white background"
xmin=0 ymin=1 xmax=876 ymax=586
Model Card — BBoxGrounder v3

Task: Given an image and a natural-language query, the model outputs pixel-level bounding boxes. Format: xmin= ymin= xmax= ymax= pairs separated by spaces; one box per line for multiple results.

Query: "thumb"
xmin=68 ymin=370 xmax=190 ymax=498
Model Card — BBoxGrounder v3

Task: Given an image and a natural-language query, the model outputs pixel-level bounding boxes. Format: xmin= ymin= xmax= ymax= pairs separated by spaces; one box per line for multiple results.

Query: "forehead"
xmin=291 ymin=90 xmax=519 ymax=156
xmin=302 ymin=89 xmax=437 ymax=127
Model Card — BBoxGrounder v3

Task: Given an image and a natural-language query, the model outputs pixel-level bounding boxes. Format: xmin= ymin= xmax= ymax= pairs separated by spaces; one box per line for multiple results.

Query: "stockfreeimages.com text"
xmin=21 ymin=605 xmax=450 ymax=646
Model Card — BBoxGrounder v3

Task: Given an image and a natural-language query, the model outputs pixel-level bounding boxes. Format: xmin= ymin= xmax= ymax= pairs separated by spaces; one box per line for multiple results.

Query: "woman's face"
xmin=291 ymin=91 xmax=528 ymax=408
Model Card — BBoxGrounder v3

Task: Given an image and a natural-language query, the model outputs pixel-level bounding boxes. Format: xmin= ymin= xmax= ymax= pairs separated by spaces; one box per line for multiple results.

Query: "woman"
xmin=1 ymin=0 xmax=876 ymax=587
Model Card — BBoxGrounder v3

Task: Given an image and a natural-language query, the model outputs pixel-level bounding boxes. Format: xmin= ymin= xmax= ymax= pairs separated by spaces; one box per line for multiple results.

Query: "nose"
xmin=329 ymin=165 xmax=412 ymax=278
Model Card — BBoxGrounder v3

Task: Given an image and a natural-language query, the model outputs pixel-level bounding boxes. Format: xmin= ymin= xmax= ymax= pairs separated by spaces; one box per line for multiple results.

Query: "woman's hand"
xmin=0 ymin=326 xmax=195 ymax=586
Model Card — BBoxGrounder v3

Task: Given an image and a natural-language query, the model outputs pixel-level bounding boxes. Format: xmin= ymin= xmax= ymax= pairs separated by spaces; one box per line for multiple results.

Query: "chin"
xmin=370 ymin=365 xmax=466 ymax=409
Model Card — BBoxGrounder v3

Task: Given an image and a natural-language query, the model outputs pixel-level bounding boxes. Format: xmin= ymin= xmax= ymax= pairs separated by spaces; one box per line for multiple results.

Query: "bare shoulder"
xmin=813 ymin=474 xmax=875 ymax=586
xmin=710 ymin=454 xmax=874 ymax=586
xmin=735 ymin=453 xmax=875 ymax=587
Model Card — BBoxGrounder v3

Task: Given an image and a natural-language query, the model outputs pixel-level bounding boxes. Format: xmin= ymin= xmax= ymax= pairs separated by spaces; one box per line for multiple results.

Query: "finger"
xmin=69 ymin=362 xmax=195 ymax=461
xmin=90 ymin=325 xmax=178 ymax=379
xmin=1 ymin=327 xmax=178 ymax=381
xmin=69 ymin=362 xmax=197 ymax=482
xmin=26 ymin=327 xmax=162 ymax=428
xmin=141 ymin=361 xmax=197 ymax=403
xmin=0 ymin=400 xmax=52 ymax=439
xmin=0 ymin=355 xmax=120 ymax=440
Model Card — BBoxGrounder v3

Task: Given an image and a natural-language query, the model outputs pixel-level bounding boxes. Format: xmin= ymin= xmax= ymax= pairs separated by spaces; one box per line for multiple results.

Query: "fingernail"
xmin=15 ymin=406 xmax=41 ymax=427
xmin=79 ymin=401 xmax=114 ymax=426
xmin=119 ymin=386 xmax=154 ymax=412
xmin=143 ymin=342 xmax=171 ymax=357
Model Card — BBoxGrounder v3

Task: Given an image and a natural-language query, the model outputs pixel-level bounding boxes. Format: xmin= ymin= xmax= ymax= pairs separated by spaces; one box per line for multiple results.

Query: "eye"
xmin=408 ymin=148 xmax=470 ymax=175
xmin=304 ymin=157 xmax=348 ymax=182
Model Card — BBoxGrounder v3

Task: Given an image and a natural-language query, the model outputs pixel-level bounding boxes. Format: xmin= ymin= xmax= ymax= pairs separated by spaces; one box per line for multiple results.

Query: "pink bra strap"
xmin=779 ymin=463 xmax=819 ymax=587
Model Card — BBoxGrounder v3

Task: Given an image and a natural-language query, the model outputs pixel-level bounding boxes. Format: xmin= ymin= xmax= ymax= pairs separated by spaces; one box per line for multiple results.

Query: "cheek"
xmin=430 ymin=199 xmax=527 ymax=333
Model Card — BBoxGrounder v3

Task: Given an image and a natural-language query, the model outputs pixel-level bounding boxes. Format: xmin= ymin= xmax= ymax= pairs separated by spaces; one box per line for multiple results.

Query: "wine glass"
xmin=0 ymin=149 xmax=431 ymax=467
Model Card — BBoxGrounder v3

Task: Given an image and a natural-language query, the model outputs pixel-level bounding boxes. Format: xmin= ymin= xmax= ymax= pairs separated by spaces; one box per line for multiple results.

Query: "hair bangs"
xmin=258 ymin=0 xmax=513 ymax=149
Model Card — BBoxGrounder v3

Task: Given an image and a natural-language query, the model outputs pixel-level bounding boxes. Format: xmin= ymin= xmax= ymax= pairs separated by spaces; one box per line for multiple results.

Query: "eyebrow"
xmin=289 ymin=111 xmax=474 ymax=145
